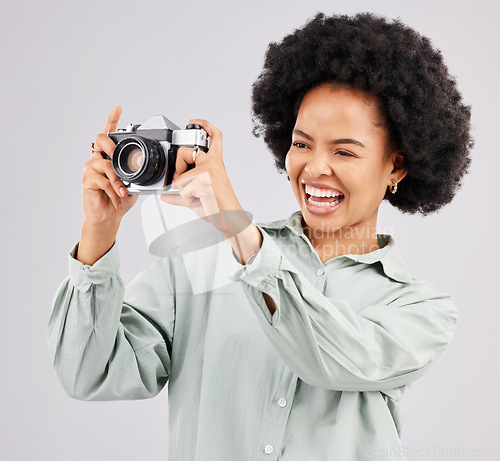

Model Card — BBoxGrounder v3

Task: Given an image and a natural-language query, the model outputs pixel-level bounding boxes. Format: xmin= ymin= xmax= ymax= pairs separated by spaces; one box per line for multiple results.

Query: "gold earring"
xmin=390 ymin=178 xmax=398 ymax=194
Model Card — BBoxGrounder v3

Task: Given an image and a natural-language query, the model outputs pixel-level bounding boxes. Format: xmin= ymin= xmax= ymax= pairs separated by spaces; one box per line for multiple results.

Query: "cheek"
xmin=284 ymin=151 xmax=292 ymax=175
xmin=285 ymin=152 xmax=304 ymax=199
xmin=351 ymin=163 xmax=390 ymax=201
xmin=285 ymin=150 xmax=304 ymax=178
xmin=341 ymin=164 xmax=382 ymax=198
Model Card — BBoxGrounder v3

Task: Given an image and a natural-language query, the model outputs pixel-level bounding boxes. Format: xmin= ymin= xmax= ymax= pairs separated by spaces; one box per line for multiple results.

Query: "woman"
xmin=48 ymin=12 xmax=472 ymax=460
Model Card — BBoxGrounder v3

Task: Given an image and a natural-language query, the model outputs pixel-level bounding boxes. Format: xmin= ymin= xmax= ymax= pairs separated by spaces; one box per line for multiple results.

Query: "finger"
xmin=85 ymin=158 xmax=129 ymax=198
xmin=171 ymin=168 xmax=207 ymax=191
xmin=94 ymin=132 xmax=118 ymax=158
xmin=161 ymin=193 xmax=206 ymax=219
xmin=173 ymin=146 xmax=199 ymax=179
xmin=102 ymin=160 xmax=129 ymax=198
xmin=188 ymin=176 xmax=221 ymax=216
xmin=103 ymin=106 xmax=122 ymax=134
xmin=83 ymin=171 xmax=123 ymax=211
xmin=178 ymin=172 xmax=217 ymax=210
xmin=174 ymin=178 xmax=204 ymax=209
xmin=177 ymin=179 xmax=198 ymax=202
xmin=189 ymin=118 xmax=222 ymax=155
xmin=171 ymin=175 xmax=194 ymax=193
xmin=160 ymin=192 xmax=192 ymax=207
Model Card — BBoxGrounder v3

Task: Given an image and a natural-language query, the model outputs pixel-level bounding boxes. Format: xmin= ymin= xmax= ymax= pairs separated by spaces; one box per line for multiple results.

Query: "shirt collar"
xmin=260 ymin=210 xmax=413 ymax=284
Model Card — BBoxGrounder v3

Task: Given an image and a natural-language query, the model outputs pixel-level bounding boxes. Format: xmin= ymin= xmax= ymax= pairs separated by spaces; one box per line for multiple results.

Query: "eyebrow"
xmin=293 ymin=129 xmax=366 ymax=149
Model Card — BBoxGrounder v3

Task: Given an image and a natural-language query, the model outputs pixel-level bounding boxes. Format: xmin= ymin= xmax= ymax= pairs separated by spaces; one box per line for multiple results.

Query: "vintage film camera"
xmin=108 ymin=116 xmax=209 ymax=194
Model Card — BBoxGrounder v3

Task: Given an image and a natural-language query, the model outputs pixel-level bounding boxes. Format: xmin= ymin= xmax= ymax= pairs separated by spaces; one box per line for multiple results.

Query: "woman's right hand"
xmin=82 ymin=106 xmax=138 ymax=226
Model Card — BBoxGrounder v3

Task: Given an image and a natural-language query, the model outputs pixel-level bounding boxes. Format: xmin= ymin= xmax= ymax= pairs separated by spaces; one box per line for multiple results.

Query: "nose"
xmin=304 ymin=153 xmax=333 ymax=178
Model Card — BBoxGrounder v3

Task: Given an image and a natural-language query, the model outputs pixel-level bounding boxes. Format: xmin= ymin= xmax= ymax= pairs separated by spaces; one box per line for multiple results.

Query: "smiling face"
xmin=285 ymin=82 xmax=406 ymax=250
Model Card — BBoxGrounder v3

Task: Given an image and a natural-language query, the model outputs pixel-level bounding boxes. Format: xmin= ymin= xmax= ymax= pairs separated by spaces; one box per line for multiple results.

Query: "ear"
xmin=390 ymin=151 xmax=407 ymax=183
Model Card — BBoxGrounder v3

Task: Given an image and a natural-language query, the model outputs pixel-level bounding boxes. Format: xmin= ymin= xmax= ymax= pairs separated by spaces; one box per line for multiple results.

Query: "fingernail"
xmin=117 ymin=202 xmax=123 ymax=211
xmin=119 ymin=187 xmax=127 ymax=197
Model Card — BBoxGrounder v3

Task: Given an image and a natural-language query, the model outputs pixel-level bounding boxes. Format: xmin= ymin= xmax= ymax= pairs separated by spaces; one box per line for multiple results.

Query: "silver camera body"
xmin=108 ymin=116 xmax=209 ymax=195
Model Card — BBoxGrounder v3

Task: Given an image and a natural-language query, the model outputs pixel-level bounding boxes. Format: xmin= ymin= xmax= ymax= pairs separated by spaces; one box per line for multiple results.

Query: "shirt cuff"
xmin=68 ymin=241 xmax=120 ymax=292
xmin=228 ymin=226 xmax=282 ymax=292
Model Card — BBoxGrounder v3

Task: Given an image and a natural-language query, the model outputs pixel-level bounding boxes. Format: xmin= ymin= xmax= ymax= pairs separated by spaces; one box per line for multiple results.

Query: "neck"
xmin=303 ymin=217 xmax=379 ymax=263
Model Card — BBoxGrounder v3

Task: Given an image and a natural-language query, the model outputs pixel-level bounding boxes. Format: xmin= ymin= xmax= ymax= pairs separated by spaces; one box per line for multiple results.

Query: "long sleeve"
xmin=47 ymin=243 xmax=174 ymax=401
xmin=229 ymin=227 xmax=458 ymax=392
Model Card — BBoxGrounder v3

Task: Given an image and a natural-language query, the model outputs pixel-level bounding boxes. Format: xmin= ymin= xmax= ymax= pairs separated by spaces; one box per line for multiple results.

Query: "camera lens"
xmin=112 ymin=136 xmax=166 ymax=186
xmin=125 ymin=147 xmax=145 ymax=173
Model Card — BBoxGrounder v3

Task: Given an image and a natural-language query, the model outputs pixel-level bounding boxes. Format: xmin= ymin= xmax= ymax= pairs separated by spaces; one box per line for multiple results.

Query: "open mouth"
xmin=303 ymin=183 xmax=345 ymax=207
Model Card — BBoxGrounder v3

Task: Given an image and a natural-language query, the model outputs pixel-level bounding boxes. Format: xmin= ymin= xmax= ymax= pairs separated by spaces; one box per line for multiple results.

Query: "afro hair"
xmin=251 ymin=12 xmax=473 ymax=214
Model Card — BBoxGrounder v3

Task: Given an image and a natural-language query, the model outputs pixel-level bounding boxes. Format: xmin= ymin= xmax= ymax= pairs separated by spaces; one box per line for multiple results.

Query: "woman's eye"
xmin=337 ymin=150 xmax=356 ymax=158
xmin=292 ymin=141 xmax=308 ymax=149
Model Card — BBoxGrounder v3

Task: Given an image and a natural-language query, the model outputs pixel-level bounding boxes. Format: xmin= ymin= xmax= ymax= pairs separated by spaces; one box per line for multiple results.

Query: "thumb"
xmin=160 ymin=193 xmax=189 ymax=207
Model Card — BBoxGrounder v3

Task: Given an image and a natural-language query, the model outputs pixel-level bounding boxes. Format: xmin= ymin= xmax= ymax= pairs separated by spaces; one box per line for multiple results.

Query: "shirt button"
xmin=277 ymin=397 xmax=287 ymax=408
xmin=264 ymin=444 xmax=274 ymax=455
xmin=316 ymin=268 xmax=325 ymax=276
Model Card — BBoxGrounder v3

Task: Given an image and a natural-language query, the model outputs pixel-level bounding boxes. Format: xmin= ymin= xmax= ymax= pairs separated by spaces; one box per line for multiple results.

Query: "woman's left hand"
xmin=160 ymin=119 xmax=249 ymax=239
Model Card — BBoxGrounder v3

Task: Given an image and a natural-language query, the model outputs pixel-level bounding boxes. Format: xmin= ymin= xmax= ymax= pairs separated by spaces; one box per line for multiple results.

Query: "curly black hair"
xmin=251 ymin=12 xmax=473 ymax=214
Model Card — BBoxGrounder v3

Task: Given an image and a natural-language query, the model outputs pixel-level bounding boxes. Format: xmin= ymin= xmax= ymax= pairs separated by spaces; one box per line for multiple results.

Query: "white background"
xmin=1 ymin=0 xmax=499 ymax=459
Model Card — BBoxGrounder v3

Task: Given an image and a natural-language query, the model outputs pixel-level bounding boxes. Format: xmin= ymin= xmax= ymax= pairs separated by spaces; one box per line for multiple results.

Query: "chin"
xmin=301 ymin=207 xmax=346 ymax=234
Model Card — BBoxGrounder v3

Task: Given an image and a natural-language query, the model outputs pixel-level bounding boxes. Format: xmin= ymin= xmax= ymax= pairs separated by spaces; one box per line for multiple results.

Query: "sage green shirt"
xmin=48 ymin=210 xmax=458 ymax=461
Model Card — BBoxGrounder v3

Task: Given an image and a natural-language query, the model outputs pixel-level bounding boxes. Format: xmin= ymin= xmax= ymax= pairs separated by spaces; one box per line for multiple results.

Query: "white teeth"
xmin=304 ymin=184 xmax=343 ymax=198
xmin=307 ymin=196 xmax=343 ymax=207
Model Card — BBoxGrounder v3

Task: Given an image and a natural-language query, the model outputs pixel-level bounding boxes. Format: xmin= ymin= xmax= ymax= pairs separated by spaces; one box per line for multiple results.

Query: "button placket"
xmin=257 ymin=370 xmax=297 ymax=460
